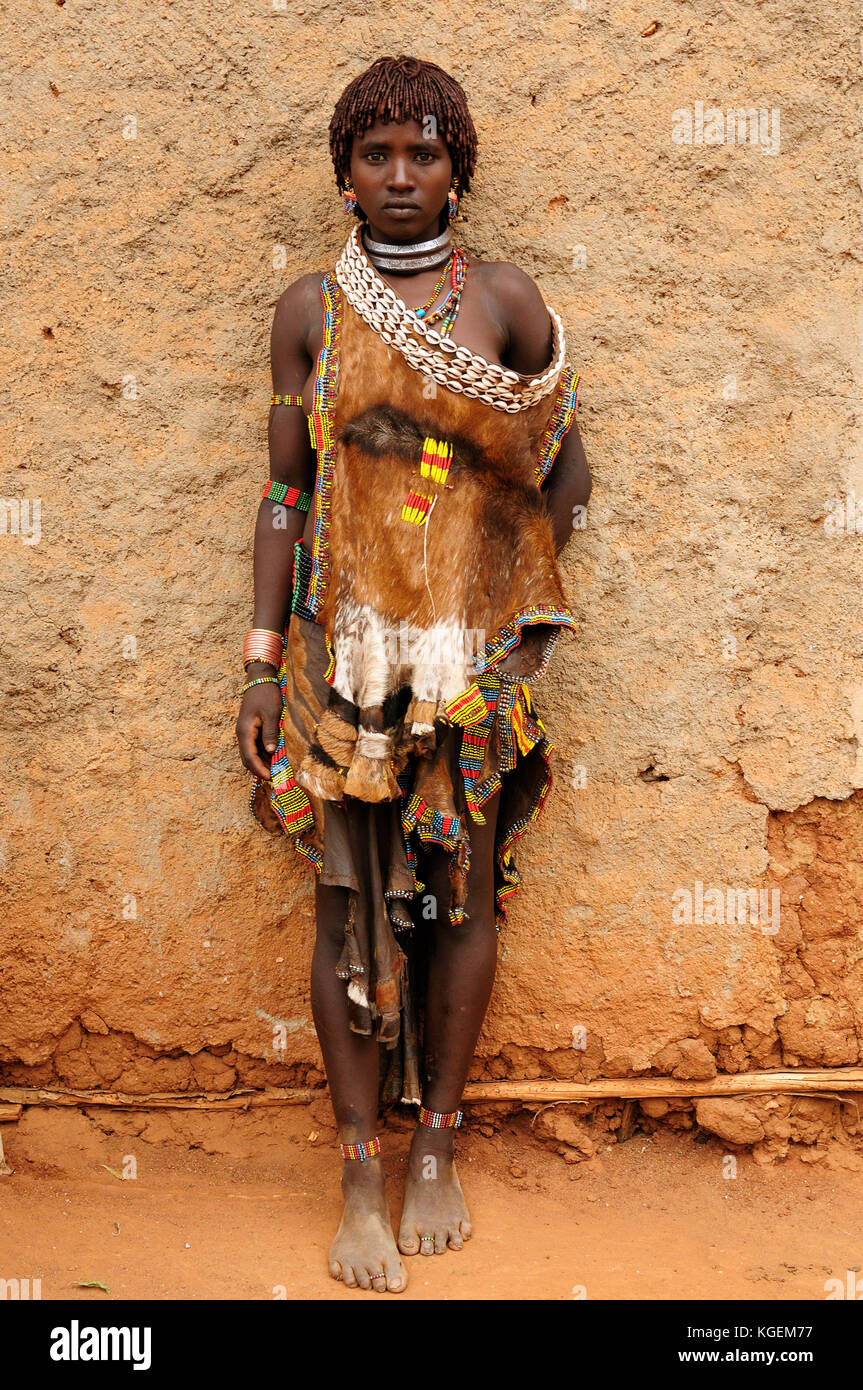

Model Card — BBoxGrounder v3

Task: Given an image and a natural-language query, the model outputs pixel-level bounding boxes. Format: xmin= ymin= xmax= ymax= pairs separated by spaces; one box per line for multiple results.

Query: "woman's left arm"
xmin=497 ymin=263 xmax=592 ymax=555
xmin=540 ymin=420 xmax=591 ymax=555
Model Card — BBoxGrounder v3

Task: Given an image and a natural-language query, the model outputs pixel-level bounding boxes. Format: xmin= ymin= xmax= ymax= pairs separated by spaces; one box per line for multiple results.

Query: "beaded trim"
xmin=452 ymin=674 xmax=501 ymax=823
xmin=335 ymin=225 xmax=565 ymax=414
xmin=262 ymin=479 xmax=312 ymax=512
xmin=307 ymin=275 xmax=342 ymax=614
xmin=474 ymin=605 xmax=576 ymax=676
xmin=401 ymin=793 xmax=462 ymax=851
xmin=418 ymin=1106 xmax=463 ymax=1129
xmin=269 ymin=762 xmax=316 ymax=833
xmin=535 ymin=366 xmax=581 ymax=485
xmin=340 ymin=1137 xmax=381 ymax=1161
xmin=270 ymin=393 xmax=304 ymax=407
xmin=291 ymin=541 xmax=316 ymax=622
xmin=443 ymin=682 xmax=488 ymax=726
xmin=323 ymin=632 xmax=336 ymax=685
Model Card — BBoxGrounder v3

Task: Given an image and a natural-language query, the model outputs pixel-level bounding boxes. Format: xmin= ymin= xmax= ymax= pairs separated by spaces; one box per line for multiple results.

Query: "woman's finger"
xmin=236 ymin=713 xmax=272 ymax=781
xmin=261 ymin=704 xmax=281 ymax=754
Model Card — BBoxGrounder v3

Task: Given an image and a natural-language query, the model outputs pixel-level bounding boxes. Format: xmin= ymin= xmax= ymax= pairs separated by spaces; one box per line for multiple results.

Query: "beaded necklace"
xmin=409 ymin=260 xmax=450 ymax=318
xmin=336 ymin=226 xmax=565 ymax=411
xmin=408 ymin=248 xmax=468 ymax=336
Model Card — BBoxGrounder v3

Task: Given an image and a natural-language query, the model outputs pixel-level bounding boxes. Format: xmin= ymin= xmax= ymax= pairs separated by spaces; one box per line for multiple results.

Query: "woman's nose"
xmin=387 ymin=158 xmax=415 ymax=189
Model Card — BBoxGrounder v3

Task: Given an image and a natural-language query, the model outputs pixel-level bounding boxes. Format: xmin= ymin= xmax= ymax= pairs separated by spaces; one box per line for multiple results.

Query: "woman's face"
xmin=349 ymin=116 xmax=453 ymax=242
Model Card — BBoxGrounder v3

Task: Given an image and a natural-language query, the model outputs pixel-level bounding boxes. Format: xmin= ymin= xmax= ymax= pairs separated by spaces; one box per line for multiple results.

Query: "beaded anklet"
xmin=418 ymin=1106 xmax=463 ymax=1129
xmin=262 ymin=479 xmax=312 ymax=512
xmin=340 ymin=1137 xmax=381 ymax=1162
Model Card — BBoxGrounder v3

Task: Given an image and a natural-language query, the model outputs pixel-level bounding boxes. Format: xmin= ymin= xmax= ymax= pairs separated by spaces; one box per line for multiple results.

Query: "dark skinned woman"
xmin=236 ymin=54 xmax=591 ymax=1294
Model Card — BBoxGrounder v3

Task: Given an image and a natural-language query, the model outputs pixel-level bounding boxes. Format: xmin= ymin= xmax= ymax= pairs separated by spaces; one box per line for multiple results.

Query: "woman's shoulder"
xmin=273 ymin=271 xmax=330 ymax=321
xmin=271 ymin=271 xmax=329 ymax=354
xmin=470 ymin=256 xmax=549 ymax=309
xmin=469 ymin=257 xmax=556 ymax=372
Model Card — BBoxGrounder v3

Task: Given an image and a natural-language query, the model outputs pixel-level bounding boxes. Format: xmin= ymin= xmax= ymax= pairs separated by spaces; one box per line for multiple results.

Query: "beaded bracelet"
xmin=241 ymin=675 xmax=281 ymax=695
xmin=270 ymin=393 xmax=304 ymax=407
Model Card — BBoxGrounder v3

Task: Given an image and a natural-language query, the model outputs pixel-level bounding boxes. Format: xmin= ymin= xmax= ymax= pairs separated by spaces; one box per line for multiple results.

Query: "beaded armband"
xmin=270 ymin=393 xmax=304 ymax=407
xmin=262 ymin=480 xmax=313 ymax=513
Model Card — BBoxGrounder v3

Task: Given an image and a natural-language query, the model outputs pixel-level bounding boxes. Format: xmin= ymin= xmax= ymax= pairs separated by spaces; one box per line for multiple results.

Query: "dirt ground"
xmin=3 ymin=1106 xmax=861 ymax=1302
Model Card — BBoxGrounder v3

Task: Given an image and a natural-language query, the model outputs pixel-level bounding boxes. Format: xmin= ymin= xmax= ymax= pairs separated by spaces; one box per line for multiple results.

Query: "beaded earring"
xmin=447 ymin=179 xmax=460 ymax=222
xmin=342 ymin=181 xmax=358 ymax=216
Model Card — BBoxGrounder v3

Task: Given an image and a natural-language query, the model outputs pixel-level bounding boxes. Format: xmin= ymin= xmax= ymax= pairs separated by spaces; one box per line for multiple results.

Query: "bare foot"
xmin=398 ymin=1126 xmax=472 ymax=1256
xmin=328 ymin=1157 xmax=407 ymax=1293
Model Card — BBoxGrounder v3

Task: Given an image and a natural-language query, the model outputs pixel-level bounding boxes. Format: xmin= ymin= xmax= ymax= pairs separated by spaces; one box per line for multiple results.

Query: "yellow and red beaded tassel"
xmin=420 ymin=436 xmax=453 ymax=487
xmin=401 ymin=489 xmax=434 ymax=525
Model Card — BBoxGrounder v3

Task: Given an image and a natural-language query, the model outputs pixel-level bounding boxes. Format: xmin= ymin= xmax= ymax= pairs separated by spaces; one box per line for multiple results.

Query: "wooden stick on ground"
xmin=1 ymin=1067 xmax=863 ymax=1112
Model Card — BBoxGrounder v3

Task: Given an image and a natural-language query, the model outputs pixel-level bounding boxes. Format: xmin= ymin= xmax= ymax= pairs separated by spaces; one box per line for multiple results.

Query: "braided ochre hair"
xmin=329 ymin=55 xmax=478 ymax=201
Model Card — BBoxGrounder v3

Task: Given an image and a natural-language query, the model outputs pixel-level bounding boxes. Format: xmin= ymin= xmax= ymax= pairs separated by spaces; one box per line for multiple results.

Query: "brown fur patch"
xmin=297 ymin=749 xmax=346 ymax=802
xmin=315 ymin=707 xmax=357 ymax=764
xmin=343 ymin=752 xmax=399 ymax=802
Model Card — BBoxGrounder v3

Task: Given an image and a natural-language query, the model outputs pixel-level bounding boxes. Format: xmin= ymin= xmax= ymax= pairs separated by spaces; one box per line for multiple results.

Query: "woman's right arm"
xmin=235 ymin=275 xmax=321 ymax=780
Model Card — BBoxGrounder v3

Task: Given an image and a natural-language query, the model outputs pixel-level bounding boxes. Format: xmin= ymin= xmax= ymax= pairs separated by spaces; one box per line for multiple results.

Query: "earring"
xmin=447 ymin=180 xmax=460 ymax=222
xmin=342 ymin=182 xmax=357 ymax=216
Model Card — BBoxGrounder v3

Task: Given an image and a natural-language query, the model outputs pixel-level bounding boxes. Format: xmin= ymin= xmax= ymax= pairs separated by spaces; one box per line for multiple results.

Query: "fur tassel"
xmin=405 ymin=697 xmax=438 ymax=754
xmin=315 ymin=707 xmax=358 ymax=764
xmin=344 ymin=752 xmax=400 ymax=801
xmin=297 ymin=751 xmax=346 ymax=802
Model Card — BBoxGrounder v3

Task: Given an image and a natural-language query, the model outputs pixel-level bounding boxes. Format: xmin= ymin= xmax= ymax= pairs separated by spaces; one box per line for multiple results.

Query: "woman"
xmin=236 ymin=55 xmax=591 ymax=1294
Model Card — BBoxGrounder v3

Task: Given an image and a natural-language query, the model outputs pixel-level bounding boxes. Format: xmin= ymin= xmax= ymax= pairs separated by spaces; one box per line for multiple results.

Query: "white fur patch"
xmin=347 ymin=979 xmax=369 ymax=1009
xmin=331 ymin=598 xmax=477 ymax=710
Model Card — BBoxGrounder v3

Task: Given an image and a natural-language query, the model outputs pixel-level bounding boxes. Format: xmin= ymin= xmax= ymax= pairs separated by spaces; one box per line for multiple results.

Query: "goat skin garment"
xmin=251 ymin=254 xmax=580 ymax=1101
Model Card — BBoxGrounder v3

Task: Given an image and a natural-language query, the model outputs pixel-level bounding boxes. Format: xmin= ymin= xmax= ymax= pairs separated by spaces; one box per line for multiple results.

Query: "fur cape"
xmin=293 ymin=287 xmax=578 ymax=806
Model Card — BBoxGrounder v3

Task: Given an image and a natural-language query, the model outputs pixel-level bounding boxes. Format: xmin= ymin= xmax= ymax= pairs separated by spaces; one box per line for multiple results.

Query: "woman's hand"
xmin=236 ymin=678 xmax=284 ymax=780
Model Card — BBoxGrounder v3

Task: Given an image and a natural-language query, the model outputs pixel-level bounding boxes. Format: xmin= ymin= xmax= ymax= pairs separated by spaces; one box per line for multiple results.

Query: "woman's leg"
xmin=398 ymin=788 xmax=501 ymax=1256
xmin=312 ymin=880 xmax=407 ymax=1292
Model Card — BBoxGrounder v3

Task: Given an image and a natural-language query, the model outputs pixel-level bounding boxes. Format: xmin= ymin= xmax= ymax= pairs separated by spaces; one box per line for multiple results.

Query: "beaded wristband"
xmin=243 ymin=628 xmax=284 ymax=670
xmin=340 ymin=1137 xmax=381 ymax=1162
xmin=270 ymin=393 xmax=304 ymax=407
xmin=262 ymin=479 xmax=312 ymax=513
xmin=241 ymin=675 xmax=280 ymax=695
xmin=418 ymin=1106 xmax=463 ymax=1129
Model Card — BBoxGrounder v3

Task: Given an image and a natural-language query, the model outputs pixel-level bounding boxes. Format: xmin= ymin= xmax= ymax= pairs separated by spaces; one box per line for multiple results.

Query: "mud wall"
xmin=1 ymin=0 xmax=862 ymax=1092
